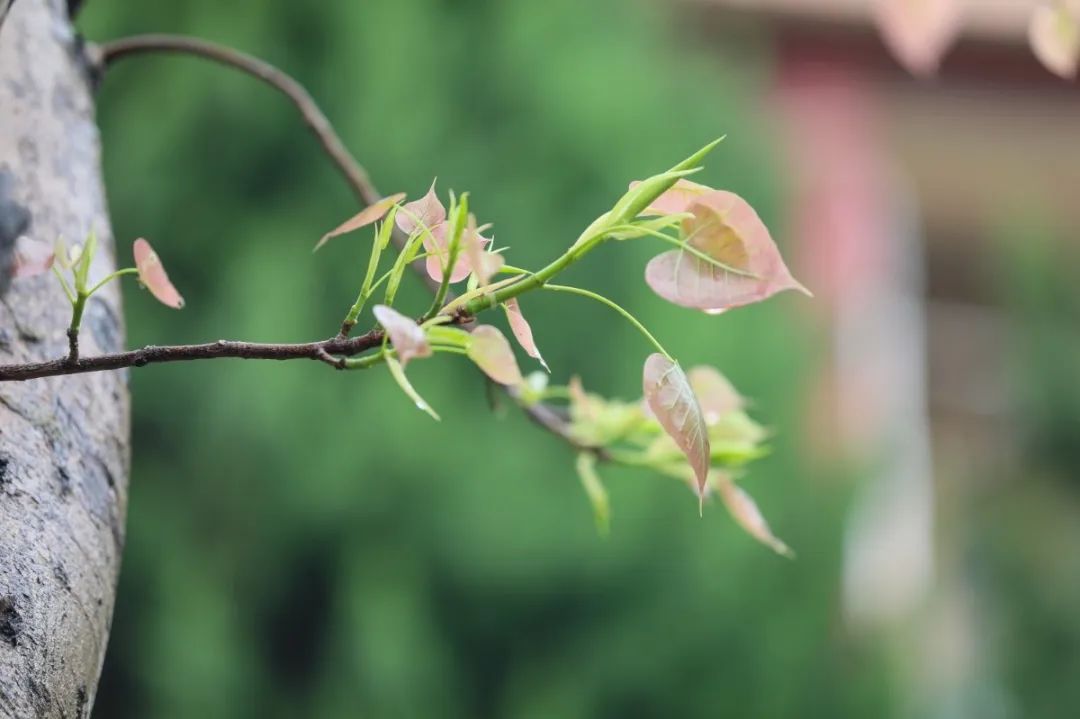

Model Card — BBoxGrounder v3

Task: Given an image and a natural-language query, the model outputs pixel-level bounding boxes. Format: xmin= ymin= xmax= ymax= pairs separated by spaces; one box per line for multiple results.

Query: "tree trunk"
xmin=0 ymin=1 xmax=129 ymax=716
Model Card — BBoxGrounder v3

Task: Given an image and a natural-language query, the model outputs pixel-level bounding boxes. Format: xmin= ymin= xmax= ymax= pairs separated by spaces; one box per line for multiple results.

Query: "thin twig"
xmin=0 ymin=330 xmax=385 ymax=382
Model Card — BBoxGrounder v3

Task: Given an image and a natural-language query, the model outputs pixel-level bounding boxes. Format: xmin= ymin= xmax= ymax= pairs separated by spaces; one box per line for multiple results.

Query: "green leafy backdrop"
xmin=80 ymin=1 xmax=883 ymax=716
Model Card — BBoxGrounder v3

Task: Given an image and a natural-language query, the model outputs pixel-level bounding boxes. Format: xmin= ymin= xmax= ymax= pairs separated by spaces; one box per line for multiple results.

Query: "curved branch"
xmin=89 ymin=33 xmax=595 ymax=452
xmin=96 ymin=34 xmax=380 ymax=207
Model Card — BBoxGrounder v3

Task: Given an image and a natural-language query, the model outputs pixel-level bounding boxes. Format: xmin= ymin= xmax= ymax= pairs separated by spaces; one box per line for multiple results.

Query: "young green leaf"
xmin=687 ymin=366 xmax=744 ymax=424
xmin=629 ymin=178 xmax=713 ymax=216
xmin=715 ymin=474 xmax=793 ymax=558
xmin=12 ymin=237 xmax=55 ymax=279
xmin=385 ymin=354 xmax=440 ymax=421
xmin=502 ymin=298 xmax=549 ymax=372
xmin=1029 ymin=1 xmax=1080 ymax=79
xmin=373 ymin=304 xmax=431 ymax=367
xmin=467 ymin=325 xmax=524 ymax=386
xmin=133 ymin=238 xmax=185 ymax=309
xmin=645 ymin=192 xmax=809 ymax=313
xmin=314 ymin=193 xmax=406 ymax=251
xmin=642 ymin=353 xmax=711 ymax=500
xmin=576 ymin=453 xmax=610 ymax=536
xmin=874 ymin=0 xmax=960 ymax=77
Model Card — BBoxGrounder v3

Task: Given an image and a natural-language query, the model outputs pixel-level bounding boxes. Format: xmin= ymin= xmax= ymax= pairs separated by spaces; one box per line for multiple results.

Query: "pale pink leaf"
xmin=1029 ymin=1 xmax=1080 ymax=79
xmin=716 ymin=475 xmax=793 ymax=557
xmin=645 ymin=191 xmax=809 ymax=313
xmin=642 ymin=353 xmax=711 ymax=500
xmin=372 ymin=304 xmax=432 ymax=368
xmin=687 ymin=366 xmax=744 ymax=424
xmin=395 ymin=181 xmax=446 ymax=236
xmin=463 ymin=215 xmax=502 ymax=285
xmin=628 ymin=178 xmax=713 ymax=216
xmin=467 ymin=325 xmax=524 ymax=386
xmin=502 ymin=298 xmax=549 ymax=372
xmin=11 ymin=237 xmax=55 ymax=279
xmin=133 ymin=238 xmax=185 ymax=309
xmin=874 ymin=0 xmax=961 ymax=77
xmin=314 ymin=193 xmax=406 ymax=251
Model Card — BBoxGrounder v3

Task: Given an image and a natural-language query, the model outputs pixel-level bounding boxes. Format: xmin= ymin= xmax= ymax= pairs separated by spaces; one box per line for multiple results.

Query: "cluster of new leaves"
xmin=316 ymin=140 xmax=808 ymax=554
xmin=14 ymin=232 xmax=184 ymax=351
xmin=877 ymin=0 xmax=1080 ymax=79
xmin=8 ymin=139 xmax=807 ymax=555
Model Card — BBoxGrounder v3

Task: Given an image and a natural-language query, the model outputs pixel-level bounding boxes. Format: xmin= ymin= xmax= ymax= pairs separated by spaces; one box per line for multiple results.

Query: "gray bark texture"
xmin=0 ymin=0 xmax=129 ymax=717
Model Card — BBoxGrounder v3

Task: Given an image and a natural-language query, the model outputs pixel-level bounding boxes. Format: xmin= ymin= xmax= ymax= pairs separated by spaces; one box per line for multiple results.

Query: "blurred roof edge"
xmin=693 ymin=0 xmax=1030 ymax=43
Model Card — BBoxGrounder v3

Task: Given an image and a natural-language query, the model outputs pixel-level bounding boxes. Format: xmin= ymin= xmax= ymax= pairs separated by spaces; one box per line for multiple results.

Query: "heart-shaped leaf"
xmin=1030 ymin=1 xmax=1080 ymax=79
xmin=12 ymin=237 xmax=55 ymax=279
xmin=645 ymin=192 xmax=809 ymax=313
xmin=372 ymin=305 xmax=431 ymax=368
xmin=133 ymin=238 xmax=185 ymax=309
xmin=467 ymin=325 xmax=524 ymax=386
xmin=503 ymin=298 xmax=549 ymax=372
xmin=688 ymin=366 xmax=745 ymax=424
xmin=642 ymin=353 xmax=711 ymax=500
xmin=716 ymin=475 xmax=793 ymax=557
xmin=314 ymin=193 xmax=406 ymax=251
xmin=874 ymin=0 xmax=961 ymax=77
xmin=395 ymin=181 xmax=446 ymax=236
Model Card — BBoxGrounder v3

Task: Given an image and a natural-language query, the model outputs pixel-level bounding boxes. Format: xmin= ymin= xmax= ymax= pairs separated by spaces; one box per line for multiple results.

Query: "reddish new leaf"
xmin=395 ymin=181 xmax=446 ymax=236
xmin=373 ymin=304 xmax=431 ymax=368
xmin=12 ymin=237 xmax=55 ymax=279
xmin=642 ymin=353 xmax=711 ymax=500
xmin=716 ymin=475 xmax=793 ymax=557
xmin=503 ymin=298 xmax=549 ymax=372
xmin=874 ymin=0 xmax=961 ymax=77
xmin=645 ymin=191 xmax=809 ymax=313
xmin=467 ymin=325 xmax=524 ymax=386
xmin=314 ymin=193 xmax=406 ymax=251
xmin=463 ymin=214 xmax=502 ymax=285
xmin=687 ymin=366 xmax=744 ymax=424
xmin=133 ymin=238 xmax=185 ymax=309
xmin=1030 ymin=1 xmax=1080 ymax=79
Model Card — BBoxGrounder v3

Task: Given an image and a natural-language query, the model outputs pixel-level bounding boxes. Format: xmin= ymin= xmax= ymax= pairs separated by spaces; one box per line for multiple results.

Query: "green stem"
xmin=541 ymin=283 xmax=671 ymax=359
xmin=342 ymin=343 xmax=467 ymax=370
xmin=86 ymin=267 xmax=139 ymax=297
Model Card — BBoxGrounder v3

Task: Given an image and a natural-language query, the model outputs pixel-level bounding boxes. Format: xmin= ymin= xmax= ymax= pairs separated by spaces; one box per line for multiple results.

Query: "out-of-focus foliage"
xmin=81 ymin=1 xmax=876 ymax=717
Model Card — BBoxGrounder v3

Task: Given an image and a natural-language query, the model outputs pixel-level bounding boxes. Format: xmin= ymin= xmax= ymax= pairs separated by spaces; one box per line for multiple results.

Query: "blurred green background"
xmin=76 ymin=0 xmax=1080 ymax=717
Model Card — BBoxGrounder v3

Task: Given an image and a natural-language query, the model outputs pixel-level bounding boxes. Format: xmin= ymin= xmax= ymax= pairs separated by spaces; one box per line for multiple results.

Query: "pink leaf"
xmin=1029 ymin=1 xmax=1080 ymax=79
xmin=874 ymin=0 xmax=961 ymax=77
xmin=314 ymin=193 xmax=406 ymax=251
xmin=372 ymin=304 xmax=432 ymax=368
xmin=463 ymin=215 xmax=502 ymax=285
xmin=645 ymin=191 xmax=809 ymax=313
xmin=687 ymin=366 xmax=744 ymax=424
xmin=503 ymin=298 xmax=549 ymax=372
xmin=467 ymin=325 xmax=524 ymax=386
xmin=716 ymin=475 xmax=793 ymax=557
xmin=12 ymin=237 xmax=55 ymax=279
xmin=395 ymin=181 xmax=446 ymax=236
xmin=628 ymin=178 xmax=713 ymax=216
xmin=133 ymin=238 xmax=185 ymax=309
xmin=642 ymin=353 xmax=711 ymax=500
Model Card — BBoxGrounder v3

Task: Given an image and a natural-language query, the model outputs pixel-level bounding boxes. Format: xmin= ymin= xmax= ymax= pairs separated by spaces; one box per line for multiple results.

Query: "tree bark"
xmin=0 ymin=0 xmax=129 ymax=716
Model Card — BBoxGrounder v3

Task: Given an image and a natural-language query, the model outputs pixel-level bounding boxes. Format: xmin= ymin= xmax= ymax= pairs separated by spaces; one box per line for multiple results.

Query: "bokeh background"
xmin=77 ymin=0 xmax=1079 ymax=717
